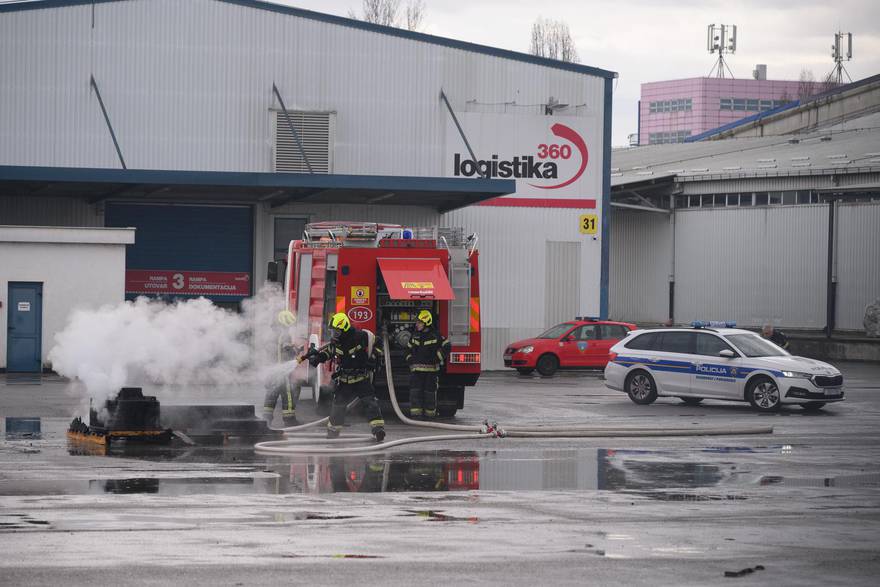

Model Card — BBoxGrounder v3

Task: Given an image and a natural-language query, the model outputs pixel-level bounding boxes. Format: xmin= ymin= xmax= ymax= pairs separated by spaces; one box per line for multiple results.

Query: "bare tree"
xmin=529 ymin=17 xmax=579 ymax=63
xmin=349 ymin=0 xmax=425 ymax=31
xmin=404 ymin=0 xmax=424 ymax=32
xmin=817 ymin=70 xmax=839 ymax=95
xmin=797 ymin=68 xmax=816 ymax=101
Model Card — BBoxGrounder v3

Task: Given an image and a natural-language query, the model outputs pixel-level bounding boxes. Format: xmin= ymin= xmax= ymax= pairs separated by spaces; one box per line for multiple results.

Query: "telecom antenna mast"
xmin=830 ymin=31 xmax=853 ymax=84
xmin=707 ymin=24 xmax=737 ymax=78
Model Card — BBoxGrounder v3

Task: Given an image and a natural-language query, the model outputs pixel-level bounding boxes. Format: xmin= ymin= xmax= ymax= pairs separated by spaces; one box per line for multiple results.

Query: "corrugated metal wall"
xmin=444 ymin=205 xmax=600 ymax=370
xmin=678 ymin=175 xmax=836 ymax=194
xmin=678 ymin=173 xmax=880 ymax=195
xmin=611 ymin=202 xmax=880 ymax=331
xmin=0 ymin=0 xmax=604 ymax=175
xmin=0 ymin=196 xmax=103 ymax=227
xmin=608 ymin=210 xmax=672 ymax=323
xmin=0 ymin=0 xmax=610 ymax=373
xmin=674 ymin=205 xmax=828 ymax=327
xmin=545 ymin=242 xmax=581 ymax=326
xmin=835 ymin=202 xmax=880 ymax=330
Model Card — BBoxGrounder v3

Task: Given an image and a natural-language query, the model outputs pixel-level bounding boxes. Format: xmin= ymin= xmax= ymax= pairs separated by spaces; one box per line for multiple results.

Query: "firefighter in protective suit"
xmin=405 ymin=310 xmax=450 ymax=419
xmin=262 ymin=310 xmax=303 ymax=427
xmin=307 ymin=313 xmax=386 ymax=442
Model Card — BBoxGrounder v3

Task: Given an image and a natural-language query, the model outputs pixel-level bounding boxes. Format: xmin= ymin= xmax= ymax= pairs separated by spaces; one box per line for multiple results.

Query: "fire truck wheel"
xmin=536 ymin=354 xmax=559 ymax=377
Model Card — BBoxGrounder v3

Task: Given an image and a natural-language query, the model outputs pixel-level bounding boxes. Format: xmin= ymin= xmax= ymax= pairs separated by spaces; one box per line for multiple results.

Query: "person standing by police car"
xmin=761 ymin=323 xmax=790 ymax=350
xmin=306 ymin=313 xmax=386 ymax=441
xmin=405 ymin=310 xmax=450 ymax=419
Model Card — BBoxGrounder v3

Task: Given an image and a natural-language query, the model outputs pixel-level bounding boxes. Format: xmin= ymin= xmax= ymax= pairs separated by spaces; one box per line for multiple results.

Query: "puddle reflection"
xmin=7 ymin=444 xmax=873 ymax=497
xmin=5 ymin=417 xmax=41 ymax=440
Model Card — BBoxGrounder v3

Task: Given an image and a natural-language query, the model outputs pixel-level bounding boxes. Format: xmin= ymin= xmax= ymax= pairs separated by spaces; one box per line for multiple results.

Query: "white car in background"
xmin=604 ymin=324 xmax=845 ymax=412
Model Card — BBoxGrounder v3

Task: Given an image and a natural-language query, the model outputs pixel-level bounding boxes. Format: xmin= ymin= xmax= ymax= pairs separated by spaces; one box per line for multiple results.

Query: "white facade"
xmin=0 ymin=0 xmax=613 ymax=372
xmin=0 ymin=0 xmax=608 ymax=175
xmin=0 ymin=226 xmax=135 ymax=369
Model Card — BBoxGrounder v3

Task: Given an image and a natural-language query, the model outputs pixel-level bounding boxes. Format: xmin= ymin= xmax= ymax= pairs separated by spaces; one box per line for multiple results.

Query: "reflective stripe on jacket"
xmin=405 ymin=327 xmax=449 ymax=372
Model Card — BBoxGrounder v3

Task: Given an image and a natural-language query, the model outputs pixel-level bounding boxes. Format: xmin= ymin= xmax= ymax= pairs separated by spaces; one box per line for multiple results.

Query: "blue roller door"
xmin=105 ymin=203 xmax=253 ymax=302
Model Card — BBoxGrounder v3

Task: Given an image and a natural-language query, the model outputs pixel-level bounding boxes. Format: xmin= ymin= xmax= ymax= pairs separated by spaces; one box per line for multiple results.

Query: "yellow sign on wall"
xmin=579 ymin=213 xmax=598 ymax=235
xmin=351 ymin=286 xmax=370 ymax=305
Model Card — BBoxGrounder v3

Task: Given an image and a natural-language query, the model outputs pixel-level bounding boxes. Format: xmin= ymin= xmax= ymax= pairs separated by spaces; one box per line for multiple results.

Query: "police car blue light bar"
xmin=691 ymin=320 xmax=737 ymax=328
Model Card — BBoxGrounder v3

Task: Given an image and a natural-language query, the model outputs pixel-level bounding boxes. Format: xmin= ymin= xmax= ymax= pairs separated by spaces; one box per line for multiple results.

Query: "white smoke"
xmin=48 ymin=284 xmax=307 ymax=410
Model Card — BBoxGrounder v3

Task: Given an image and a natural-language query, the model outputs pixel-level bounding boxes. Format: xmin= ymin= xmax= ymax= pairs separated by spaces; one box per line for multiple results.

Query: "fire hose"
xmin=253 ymin=334 xmax=773 ymax=455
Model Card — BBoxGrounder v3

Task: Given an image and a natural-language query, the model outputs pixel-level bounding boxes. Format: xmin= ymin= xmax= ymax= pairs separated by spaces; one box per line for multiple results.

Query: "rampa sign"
xmin=446 ymin=112 xmax=600 ymax=198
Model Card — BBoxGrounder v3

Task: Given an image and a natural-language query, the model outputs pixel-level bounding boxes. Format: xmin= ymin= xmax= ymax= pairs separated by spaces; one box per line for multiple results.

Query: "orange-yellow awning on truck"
xmin=377 ymin=258 xmax=455 ymax=300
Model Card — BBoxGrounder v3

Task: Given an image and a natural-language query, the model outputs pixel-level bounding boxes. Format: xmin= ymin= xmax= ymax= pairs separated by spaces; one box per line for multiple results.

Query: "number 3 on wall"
xmin=579 ymin=213 xmax=598 ymax=235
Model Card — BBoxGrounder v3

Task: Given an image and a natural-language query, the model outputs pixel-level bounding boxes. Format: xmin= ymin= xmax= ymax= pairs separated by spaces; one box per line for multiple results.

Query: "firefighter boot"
xmin=282 ymin=415 xmax=299 ymax=427
xmin=372 ymin=426 xmax=386 ymax=443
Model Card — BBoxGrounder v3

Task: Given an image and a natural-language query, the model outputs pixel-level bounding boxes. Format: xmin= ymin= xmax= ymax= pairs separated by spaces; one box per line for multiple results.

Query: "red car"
xmin=503 ymin=318 xmax=637 ymax=376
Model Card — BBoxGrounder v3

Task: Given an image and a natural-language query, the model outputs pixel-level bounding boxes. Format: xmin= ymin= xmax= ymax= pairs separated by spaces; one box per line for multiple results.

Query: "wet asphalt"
xmin=1 ymin=364 xmax=880 ymax=585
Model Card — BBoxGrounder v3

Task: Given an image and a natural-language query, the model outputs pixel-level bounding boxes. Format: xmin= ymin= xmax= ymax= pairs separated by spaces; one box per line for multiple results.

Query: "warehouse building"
xmin=610 ymin=79 xmax=880 ymax=358
xmin=0 ymin=0 xmax=614 ymax=371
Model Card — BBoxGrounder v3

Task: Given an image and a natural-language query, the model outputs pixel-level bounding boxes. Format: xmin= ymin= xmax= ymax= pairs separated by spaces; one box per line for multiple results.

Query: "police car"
xmin=604 ymin=322 xmax=845 ymax=412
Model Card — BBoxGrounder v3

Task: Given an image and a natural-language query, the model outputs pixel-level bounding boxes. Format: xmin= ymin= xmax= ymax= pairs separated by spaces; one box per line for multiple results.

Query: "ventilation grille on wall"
xmin=274 ymin=111 xmax=333 ymax=173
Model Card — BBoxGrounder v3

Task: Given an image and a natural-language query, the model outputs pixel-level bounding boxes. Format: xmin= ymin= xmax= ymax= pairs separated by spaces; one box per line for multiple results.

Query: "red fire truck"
xmin=270 ymin=222 xmax=481 ymax=418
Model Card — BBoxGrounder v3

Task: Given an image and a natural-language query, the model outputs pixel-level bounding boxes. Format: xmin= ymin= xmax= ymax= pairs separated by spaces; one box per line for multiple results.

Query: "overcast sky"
xmin=277 ymin=0 xmax=879 ymax=146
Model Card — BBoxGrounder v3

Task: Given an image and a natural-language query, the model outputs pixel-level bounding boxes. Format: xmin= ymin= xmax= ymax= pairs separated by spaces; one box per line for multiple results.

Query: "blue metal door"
xmin=105 ymin=203 xmax=253 ymax=303
xmin=6 ymin=282 xmax=43 ymax=373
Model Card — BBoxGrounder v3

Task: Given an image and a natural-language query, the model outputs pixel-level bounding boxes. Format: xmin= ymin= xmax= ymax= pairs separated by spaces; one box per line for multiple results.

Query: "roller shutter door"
xmin=105 ymin=203 xmax=253 ymax=303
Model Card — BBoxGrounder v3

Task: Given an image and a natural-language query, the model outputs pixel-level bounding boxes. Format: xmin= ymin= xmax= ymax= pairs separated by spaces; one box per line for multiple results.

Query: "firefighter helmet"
xmin=329 ymin=312 xmax=351 ymax=332
xmin=277 ymin=310 xmax=296 ymax=327
xmin=417 ymin=310 xmax=433 ymax=326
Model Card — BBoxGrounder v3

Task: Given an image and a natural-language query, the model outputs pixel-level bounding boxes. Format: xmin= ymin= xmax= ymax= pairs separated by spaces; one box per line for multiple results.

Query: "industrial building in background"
xmin=638 ymin=72 xmax=823 ymax=145
xmin=611 ymin=74 xmax=880 ymax=360
xmin=0 ymin=0 xmax=614 ymax=373
xmin=636 ymin=25 xmax=847 ymax=145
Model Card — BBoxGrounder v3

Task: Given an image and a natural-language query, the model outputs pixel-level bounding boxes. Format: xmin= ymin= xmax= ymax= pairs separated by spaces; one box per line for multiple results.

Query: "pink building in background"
xmin=638 ymin=74 xmax=824 ymax=145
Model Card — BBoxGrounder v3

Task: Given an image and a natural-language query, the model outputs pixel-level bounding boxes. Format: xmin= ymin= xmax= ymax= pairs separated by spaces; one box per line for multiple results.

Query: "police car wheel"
xmin=536 ymin=354 xmax=559 ymax=377
xmin=680 ymin=397 xmax=703 ymax=406
xmin=625 ymin=370 xmax=658 ymax=405
xmin=800 ymin=402 xmax=826 ymax=411
xmin=747 ymin=377 xmax=781 ymax=412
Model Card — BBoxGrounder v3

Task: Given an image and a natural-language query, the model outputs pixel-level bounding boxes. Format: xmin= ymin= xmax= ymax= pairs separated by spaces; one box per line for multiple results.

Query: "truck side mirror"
xmin=267 ymin=261 xmax=279 ymax=283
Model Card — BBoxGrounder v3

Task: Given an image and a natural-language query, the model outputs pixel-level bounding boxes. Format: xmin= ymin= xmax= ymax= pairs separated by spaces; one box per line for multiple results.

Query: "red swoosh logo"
xmin=529 ymin=123 xmax=588 ymax=189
